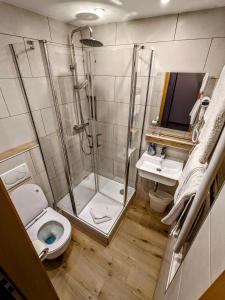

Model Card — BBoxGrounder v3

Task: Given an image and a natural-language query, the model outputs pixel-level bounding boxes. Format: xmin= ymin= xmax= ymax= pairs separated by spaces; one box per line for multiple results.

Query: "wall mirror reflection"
xmin=151 ymin=72 xmax=213 ymax=133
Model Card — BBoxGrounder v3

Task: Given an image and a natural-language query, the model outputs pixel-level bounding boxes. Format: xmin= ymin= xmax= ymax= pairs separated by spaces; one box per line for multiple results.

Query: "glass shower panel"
xmin=83 ymin=45 xmax=138 ymax=204
xmin=46 ymin=42 xmax=96 ymax=215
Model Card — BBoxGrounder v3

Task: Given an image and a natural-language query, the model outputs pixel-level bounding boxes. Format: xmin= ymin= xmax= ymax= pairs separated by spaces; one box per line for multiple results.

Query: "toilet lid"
xmin=10 ymin=184 xmax=48 ymax=227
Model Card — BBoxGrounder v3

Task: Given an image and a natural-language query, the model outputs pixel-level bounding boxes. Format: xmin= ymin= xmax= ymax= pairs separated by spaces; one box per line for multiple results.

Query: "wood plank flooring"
xmin=44 ymin=194 xmax=169 ymax=300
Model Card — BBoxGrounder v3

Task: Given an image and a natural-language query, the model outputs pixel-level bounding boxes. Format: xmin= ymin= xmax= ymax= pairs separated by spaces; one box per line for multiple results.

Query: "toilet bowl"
xmin=10 ymin=184 xmax=72 ymax=260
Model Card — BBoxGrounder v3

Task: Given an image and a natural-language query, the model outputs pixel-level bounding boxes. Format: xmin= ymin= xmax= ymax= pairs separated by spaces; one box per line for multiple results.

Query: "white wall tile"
xmin=176 ymin=8 xmax=225 ymax=40
xmin=0 ymin=79 xmax=27 ymax=115
xmin=179 ymin=217 xmax=210 ymax=300
xmin=204 ymin=38 xmax=225 ymax=78
xmin=94 ymin=76 xmax=115 ymax=101
xmin=32 ymin=110 xmax=46 ymax=137
xmin=210 ymin=183 xmax=225 ymax=284
xmin=57 ymin=76 xmax=74 ymax=103
xmin=48 ymin=43 xmax=72 ymax=76
xmin=30 ymin=146 xmax=45 ymax=174
xmin=24 ymin=39 xmax=46 ymax=77
xmin=23 ymin=77 xmax=52 ymax=111
xmin=48 ymin=18 xmax=70 ymax=45
xmin=96 ymin=101 xmax=115 ymax=123
xmin=94 ymin=46 xmax=133 ymax=76
xmin=116 ymin=15 xmax=177 ymax=45
xmin=86 ymin=23 xmax=117 ymax=46
xmin=115 ymin=102 xmax=129 ymax=126
xmin=0 ymin=2 xmax=50 ymax=40
xmin=0 ymin=114 xmax=34 ymax=152
xmin=142 ymin=39 xmax=211 ymax=75
xmin=41 ymin=107 xmax=57 ymax=135
xmin=0 ymin=89 xmax=9 ymax=118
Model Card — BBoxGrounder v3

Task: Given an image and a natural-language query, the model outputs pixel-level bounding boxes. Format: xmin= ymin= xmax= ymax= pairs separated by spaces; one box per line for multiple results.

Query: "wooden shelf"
xmin=0 ymin=142 xmax=38 ymax=162
xmin=145 ymin=133 xmax=193 ymax=151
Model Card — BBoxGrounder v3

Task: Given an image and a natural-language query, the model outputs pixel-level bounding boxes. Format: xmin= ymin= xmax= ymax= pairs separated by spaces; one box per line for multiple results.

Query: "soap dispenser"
xmin=147 ymin=143 xmax=156 ymax=156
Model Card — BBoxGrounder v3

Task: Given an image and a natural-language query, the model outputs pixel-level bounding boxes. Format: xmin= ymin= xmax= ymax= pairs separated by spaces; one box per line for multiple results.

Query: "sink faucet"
xmin=161 ymin=146 xmax=167 ymax=159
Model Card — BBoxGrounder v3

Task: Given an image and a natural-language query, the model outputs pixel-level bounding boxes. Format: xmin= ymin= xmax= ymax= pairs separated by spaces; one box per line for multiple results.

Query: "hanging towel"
xmin=198 ymin=66 xmax=225 ymax=163
xmin=161 ymin=167 xmax=205 ymax=225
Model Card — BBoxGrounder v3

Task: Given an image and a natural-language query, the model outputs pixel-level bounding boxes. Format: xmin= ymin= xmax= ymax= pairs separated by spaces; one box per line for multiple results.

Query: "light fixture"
xmin=161 ymin=0 xmax=170 ymax=4
xmin=95 ymin=8 xmax=105 ymax=17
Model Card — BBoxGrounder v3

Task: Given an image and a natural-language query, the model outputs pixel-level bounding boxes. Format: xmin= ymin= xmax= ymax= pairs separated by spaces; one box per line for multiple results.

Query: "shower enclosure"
xmin=9 ymin=29 xmax=153 ymax=244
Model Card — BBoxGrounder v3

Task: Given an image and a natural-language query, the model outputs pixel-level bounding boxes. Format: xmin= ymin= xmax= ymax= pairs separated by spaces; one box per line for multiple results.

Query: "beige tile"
xmin=0 ymin=89 xmax=9 ymax=118
xmin=116 ymin=15 xmax=177 ymax=45
xmin=142 ymin=39 xmax=211 ymax=75
xmin=94 ymin=76 xmax=115 ymax=101
xmin=41 ymin=107 xmax=57 ymax=135
xmin=0 ymin=114 xmax=34 ymax=152
xmin=115 ymin=102 xmax=129 ymax=126
xmin=24 ymin=39 xmax=46 ymax=77
xmin=23 ymin=77 xmax=52 ymax=111
xmin=48 ymin=44 xmax=72 ymax=76
xmin=96 ymin=101 xmax=115 ymax=123
xmin=176 ymin=8 xmax=225 ymax=40
xmin=94 ymin=45 xmax=133 ymax=76
xmin=84 ymin=23 xmax=117 ymax=46
xmin=48 ymin=18 xmax=72 ymax=45
xmin=0 ymin=79 xmax=27 ymax=115
xmin=32 ymin=110 xmax=47 ymax=138
xmin=210 ymin=183 xmax=225 ymax=283
xmin=0 ymin=2 xmax=50 ymax=40
xmin=204 ymin=38 xmax=225 ymax=78
xmin=57 ymin=76 xmax=74 ymax=103
xmin=30 ymin=147 xmax=45 ymax=174
xmin=179 ymin=217 xmax=210 ymax=300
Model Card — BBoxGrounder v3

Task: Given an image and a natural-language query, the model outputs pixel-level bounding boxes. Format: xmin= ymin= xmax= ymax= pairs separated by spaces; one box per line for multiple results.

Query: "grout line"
xmin=47 ymin=17 xmax=53 ymax=42
xmin=203 ymin=38 xmax=213 ymax=71
xmin=173 ymin=14 xmax=179 ymax=40
xmin=0 ymin=87 xmax=10 ymax=116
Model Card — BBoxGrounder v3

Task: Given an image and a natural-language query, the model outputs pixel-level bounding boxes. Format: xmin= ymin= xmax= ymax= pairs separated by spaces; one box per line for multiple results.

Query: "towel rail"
xmin=174 ymin=125 xmax=225 ymax=253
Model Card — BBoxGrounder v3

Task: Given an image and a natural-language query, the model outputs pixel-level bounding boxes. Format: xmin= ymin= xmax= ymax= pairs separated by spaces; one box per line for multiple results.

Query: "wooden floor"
xmin=44 ymin=193 xmax=169 ymax=300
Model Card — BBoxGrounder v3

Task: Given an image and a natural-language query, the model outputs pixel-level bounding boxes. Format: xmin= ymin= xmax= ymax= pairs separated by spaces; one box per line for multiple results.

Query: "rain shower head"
xmin=80 ymin=37 xmax=103 ymax=47
xmin=70 ymin=26 xmax=103 ymax=48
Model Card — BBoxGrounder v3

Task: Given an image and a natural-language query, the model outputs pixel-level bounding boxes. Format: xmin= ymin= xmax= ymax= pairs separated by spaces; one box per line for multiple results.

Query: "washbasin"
xmin=136 ymin=152 xmax=184 ymax=186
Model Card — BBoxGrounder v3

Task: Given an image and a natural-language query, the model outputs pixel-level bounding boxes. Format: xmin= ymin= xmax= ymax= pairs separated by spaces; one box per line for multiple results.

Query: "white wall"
xmin=0 ymin=2 xmax=80 ymax=203
xmin=89 ymin=7 xmax=225 ymax=164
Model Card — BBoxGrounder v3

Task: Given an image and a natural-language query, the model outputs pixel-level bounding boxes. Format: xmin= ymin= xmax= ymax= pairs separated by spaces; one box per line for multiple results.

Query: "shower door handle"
xmin=96 ymin=133 xmax=102 ymax=148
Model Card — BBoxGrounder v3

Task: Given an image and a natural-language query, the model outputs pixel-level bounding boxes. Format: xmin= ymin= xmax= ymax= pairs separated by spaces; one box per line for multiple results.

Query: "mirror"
xmin=151 ymin=72 xmax=208 ymax=132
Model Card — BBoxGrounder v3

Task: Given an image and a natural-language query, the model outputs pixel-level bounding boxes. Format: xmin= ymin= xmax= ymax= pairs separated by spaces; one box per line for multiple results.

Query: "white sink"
xmin=136 ymin=152 xmax=184 ymax=186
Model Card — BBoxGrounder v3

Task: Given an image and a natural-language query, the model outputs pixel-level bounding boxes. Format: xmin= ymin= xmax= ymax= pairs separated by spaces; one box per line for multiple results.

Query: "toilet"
xmin=10 ymin=183 xmax=72 ymax=260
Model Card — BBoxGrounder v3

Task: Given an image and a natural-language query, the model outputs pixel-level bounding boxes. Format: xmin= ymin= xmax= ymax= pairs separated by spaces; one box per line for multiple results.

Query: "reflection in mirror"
xmin=150 ymin=72 xmax=214 ymax=133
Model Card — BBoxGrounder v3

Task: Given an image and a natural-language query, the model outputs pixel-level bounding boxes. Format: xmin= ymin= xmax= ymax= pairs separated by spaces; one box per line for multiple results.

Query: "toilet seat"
xmin=10 ymin=184 xmax=72 ymax=259
xmin=27 ymin=207 xmax=71 ymax=257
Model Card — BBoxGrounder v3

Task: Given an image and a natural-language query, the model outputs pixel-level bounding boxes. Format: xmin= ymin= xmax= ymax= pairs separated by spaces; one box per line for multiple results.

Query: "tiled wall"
xmin=88 ymin=7 xmax=225 ymax=164
xmin=0 ymin=2 xmax=80 ymax=204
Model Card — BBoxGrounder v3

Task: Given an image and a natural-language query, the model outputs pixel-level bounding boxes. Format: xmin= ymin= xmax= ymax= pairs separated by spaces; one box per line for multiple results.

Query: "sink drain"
xmin=156 ymin=168 xmax=162 ymax=172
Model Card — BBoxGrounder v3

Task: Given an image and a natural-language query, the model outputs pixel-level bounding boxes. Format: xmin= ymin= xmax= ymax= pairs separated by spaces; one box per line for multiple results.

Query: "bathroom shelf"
xmin=0 ymin=142 xmax=38 ymax=162
xmin=145 ymin=133 xmax=194 ymax=151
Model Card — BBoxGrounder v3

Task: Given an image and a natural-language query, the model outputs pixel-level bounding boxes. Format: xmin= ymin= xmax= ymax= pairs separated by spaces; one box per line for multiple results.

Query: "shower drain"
xmin=120 ymin=189 xmax=124 ymax=195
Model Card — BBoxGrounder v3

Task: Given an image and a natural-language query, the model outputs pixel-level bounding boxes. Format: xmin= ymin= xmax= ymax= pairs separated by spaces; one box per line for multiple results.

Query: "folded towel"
xmin=91 ymin=205 xmax=111 ymax=219
xmin=162 ymin=167 xmax=205 ymax=225
xmin=90 ymin=208 xmax=112 ymax=224
xmin=32 ymin=240 xmax=49 ymax=261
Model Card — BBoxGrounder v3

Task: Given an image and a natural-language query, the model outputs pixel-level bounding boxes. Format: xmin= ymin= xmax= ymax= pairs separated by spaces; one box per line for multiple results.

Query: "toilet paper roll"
xmin=32 ymin=240 xmax=49 ymax=261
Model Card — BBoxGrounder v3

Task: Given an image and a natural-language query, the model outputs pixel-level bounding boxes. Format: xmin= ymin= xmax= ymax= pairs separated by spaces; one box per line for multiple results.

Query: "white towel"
xmin=32 ymin=240 xmax=49 ymax=261
xmin=198 ymin=66 xmax=225 ymax=163
xmin=90 ymin=205 xmax=112 ymax=224
xmin=162 ymin=167 xmax=205 ymax=225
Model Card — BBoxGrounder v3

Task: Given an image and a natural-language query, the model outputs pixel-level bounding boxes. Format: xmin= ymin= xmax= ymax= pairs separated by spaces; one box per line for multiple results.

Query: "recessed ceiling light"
xmin=95 ymin=8 xmax=105 ymax=17
xmin=161 ymin=0 xmax=170 ymax=4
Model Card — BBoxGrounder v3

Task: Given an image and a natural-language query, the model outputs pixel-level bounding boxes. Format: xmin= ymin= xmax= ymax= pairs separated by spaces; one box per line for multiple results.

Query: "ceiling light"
xmin=95 ymin=8 xmax=105 ymax=17
xmin=161 ymin=0 xmax=170 ymax=4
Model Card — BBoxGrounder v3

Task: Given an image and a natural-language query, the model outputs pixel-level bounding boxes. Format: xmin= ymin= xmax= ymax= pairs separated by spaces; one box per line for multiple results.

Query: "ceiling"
xmin=4 ymin=0 xmax=225 ymax=25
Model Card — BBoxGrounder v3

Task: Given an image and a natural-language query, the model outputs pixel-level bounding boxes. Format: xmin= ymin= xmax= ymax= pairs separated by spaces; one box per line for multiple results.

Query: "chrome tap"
xmin=161 ymin=146 xmax=167 ymax=159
